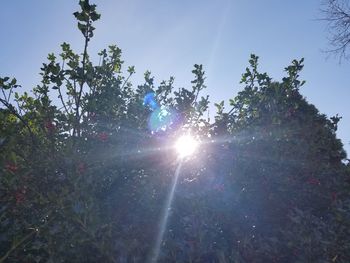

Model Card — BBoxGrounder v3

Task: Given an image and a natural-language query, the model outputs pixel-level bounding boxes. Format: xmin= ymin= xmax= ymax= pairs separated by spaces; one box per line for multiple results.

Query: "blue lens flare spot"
xmin=149 ymin=106 xmax=177 ymax=132
xmin=143 ymin=92 xmax=158 ymax=110
xmin=144 ymin=92 xmax=180 ymax=132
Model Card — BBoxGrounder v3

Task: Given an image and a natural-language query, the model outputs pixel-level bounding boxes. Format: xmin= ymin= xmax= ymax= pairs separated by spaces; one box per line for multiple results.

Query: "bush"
xmin=1 ymin=1 xmax=349 ymax=262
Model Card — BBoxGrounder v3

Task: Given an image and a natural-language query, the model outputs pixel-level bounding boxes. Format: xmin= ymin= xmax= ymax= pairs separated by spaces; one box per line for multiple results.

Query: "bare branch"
xmin=321 ymin=0 xmax=350 ymax=61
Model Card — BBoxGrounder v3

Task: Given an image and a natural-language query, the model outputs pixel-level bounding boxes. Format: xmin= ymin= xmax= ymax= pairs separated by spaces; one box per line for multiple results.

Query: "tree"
xmin=210 ymin=55 xmax=349 ymax=262
xmin=1 ymin=1 xmax=349 ymax=262
xmin=321 ymin=0 xmax=350 ymax=60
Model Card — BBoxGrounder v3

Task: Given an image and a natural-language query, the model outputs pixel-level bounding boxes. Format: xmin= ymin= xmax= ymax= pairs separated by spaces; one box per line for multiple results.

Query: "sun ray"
xmin=148 ymin=160 xmax=183 ymax=263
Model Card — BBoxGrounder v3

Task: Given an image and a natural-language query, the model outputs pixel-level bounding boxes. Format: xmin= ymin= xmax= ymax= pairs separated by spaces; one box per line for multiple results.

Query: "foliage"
xmin=1 ymin=1 xmax=349 ymax=262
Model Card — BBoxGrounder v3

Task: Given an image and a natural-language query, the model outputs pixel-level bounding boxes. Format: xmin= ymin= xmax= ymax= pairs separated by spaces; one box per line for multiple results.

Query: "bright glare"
xmin=175 ymin=135 xmax=198 ymax=158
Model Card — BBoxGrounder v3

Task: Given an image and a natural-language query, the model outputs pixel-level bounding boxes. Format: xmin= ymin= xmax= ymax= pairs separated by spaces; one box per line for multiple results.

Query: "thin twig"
xmin=1 ymin=88 xmax=7 ymax=102
xmin=58 ymin=86 xmax=69 ymax=115
xmin=0 ymin=230 xmax=36 ymax=263
xmin=121 ymin=72 xmax=133 ymax=91
xmin=75 ymin=20 xmax=90 ymax=137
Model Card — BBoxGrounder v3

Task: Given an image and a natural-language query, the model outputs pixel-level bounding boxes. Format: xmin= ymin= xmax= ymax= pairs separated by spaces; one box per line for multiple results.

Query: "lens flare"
xmin=143 ymin=92 xmax=158 ymax=110
xmin=149 ymin=107 xmax=176 ymax=132
xmin=175 ymin=135 xmax=198 ymax=158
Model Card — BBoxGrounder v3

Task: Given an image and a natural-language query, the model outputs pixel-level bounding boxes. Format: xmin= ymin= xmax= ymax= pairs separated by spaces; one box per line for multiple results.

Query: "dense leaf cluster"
xmin=1 ymin=1 xmax=349 ymax=262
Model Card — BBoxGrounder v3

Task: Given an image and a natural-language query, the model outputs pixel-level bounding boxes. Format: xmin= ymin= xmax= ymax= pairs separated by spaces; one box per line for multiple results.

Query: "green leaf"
xmin=77 ymin=22 xmax=87 ymax=34
xmin=127 ymin=66 xmax=135 ymax=74
xmin=90 ymin=11 xmax=101 ymax=21
xmin=10 ymin=78 xmax=17 ymax=86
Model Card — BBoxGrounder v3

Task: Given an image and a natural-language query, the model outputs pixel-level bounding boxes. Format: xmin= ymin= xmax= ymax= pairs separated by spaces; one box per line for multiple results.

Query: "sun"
xmin=175 ymin=135 xmax=198 ymax=158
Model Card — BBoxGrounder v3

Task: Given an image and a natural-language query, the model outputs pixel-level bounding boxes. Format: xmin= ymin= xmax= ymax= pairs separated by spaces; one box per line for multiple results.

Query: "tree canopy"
xmin=1 ymin=1 xmax=349 ymax=262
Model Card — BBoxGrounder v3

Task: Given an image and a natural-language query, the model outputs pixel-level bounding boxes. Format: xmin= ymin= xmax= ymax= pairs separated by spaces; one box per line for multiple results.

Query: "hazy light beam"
xmin=206 ymin=0 xmax=231 ymax=87
xmin=148 ymin=160 xmax=183 ymax=263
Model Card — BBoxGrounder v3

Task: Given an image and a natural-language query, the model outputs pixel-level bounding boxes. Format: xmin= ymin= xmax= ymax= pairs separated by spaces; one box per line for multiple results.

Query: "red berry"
xmin=98 ymin=132 xmax=108 ymax=142
xmin=44 ymin=120 xmax=56 ymax=132
xmin=331 ymin=192 xmax=337 ymax=202
xmin=5 ymin=163 xmax=18 ymax=173
xmin=77 ymin=162 xmax=86 ymax=174
xmin=14 ymin=187 xmax=26 ymax=204
xmin=307 ymin=177 xmax=320 ymax=185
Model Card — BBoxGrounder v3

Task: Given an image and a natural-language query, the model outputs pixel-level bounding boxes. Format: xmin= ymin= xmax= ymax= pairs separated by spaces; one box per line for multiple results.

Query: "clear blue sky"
xmin=1 ymin=0 xmax=349 ymax=155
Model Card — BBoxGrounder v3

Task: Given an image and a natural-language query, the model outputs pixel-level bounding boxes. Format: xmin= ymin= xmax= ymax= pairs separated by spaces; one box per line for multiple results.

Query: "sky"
xmin=1 ymin=0 xmax=349 ymax=155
